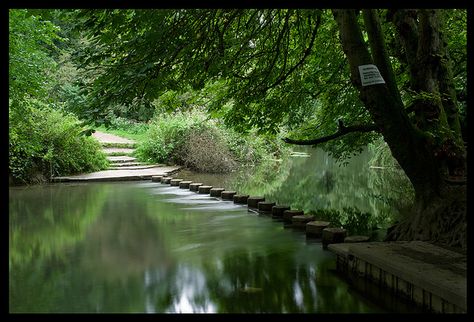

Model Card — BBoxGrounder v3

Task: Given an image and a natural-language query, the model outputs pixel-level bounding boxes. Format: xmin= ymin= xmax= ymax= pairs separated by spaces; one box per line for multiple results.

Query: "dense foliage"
xmin=136 ymin=110 xmax=283 ymax=173
xmin=9 ymin=99 xmax=109 ymax=184
xmin=8 ymin=8 xmax=467 ymax=248
xmin=9 ymin=9 xmax=108 ymax=184
xmin=67 ymin=8 xmax=467 ymax=248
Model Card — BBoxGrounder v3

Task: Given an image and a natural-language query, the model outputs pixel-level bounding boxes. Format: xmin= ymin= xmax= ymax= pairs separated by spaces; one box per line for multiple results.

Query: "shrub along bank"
xmin=9 ymin=99 xmax=109 ymax=185
xmin=135 ymin=111 xmax=285 ymax=173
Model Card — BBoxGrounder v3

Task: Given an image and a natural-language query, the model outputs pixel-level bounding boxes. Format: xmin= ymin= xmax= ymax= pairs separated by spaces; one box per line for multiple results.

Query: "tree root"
xmin=385 ymin=185 xmax=466 ymax=250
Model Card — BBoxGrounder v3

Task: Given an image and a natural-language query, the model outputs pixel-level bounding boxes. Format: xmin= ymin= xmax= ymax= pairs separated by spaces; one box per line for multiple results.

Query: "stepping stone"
xmin=306 ymin=221 xmax=331 ymax=237
xmin=151 ymin=175 xmax=163 ymax=182
xmin=283 ymin=210 xmax=304 ymax=222
xmin=179 ymin=181 xmax=193 ymax=189
xmin=221 ymin=191 xmax=237 ymax=200
xmin=247 ymin=196 xmax=265 ymax=209
xmin=170 ymin=178 xmax=183 ymax=186
xmin=233 ymin=194 xmax=249 ymax=204
xmin=161 ymin=177 xmax=172 ymax=184
xmin=198 ymin=185 xmax=213 ymax=194
xmin=210 ymin=188 xmax=225 ymax=197
xmin=258 ymin=201 xmax=275 ymax=214
xmin=322 ymin=227 xmax=347 ymax=249
xmin=272 ymin=205 xmax=290 ymax=218
xmin=189 ymin=183 xmax=203 ymax=191
xmin=291 ymin=215 xmax=315 ymax=228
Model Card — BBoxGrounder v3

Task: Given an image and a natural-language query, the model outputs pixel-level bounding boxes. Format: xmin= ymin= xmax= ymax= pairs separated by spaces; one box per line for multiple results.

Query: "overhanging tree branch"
xmin=283 ymin=121 xmax=379 ymax=146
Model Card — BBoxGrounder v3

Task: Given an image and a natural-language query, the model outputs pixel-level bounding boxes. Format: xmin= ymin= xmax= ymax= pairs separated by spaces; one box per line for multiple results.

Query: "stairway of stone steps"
xmin=51 ymin=131 xmax=180 ymax=182
xmin=101 ymin=143 xmax=155 ymax=170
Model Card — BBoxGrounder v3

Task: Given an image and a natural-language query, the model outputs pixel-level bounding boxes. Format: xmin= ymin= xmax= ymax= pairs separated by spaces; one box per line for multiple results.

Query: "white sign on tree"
xmin=358 ymin=64 xmax=385 ymax=86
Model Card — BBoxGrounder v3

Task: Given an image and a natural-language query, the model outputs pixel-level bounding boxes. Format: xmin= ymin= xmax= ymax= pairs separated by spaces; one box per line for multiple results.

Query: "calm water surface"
xmin=9 ymin=147 xmax=414 ymax=313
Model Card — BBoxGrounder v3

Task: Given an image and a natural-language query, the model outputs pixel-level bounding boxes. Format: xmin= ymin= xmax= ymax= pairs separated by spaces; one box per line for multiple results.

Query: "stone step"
xmin=109 ymin=164 xmax=160 ymax=170
xmin=107 ymin=156 xmax=137 ymax=163
xmin=51 ymin=166 xmax=181 ymax=182
xmin=103 ymin=147 xmax=136 ymax=156
xmin=100 ymin=142 xmax=137 ymax=149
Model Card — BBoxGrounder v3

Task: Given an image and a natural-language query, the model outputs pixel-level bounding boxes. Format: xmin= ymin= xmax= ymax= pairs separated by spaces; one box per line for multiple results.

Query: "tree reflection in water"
xmin=10 ymin=162 xmax=398 ymax=312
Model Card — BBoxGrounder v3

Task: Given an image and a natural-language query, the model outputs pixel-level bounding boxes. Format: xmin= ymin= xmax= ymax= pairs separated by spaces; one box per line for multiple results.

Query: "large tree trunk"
xmin=332 ymin=9 xmax=466 ymax=249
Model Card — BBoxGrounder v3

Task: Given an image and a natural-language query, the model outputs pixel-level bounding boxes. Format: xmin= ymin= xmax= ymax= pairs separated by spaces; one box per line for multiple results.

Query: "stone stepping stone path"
xmin=148 ymin=174 xmax=466 ymax=313
xmin=150 ymin=174 xmax=368 ymax=248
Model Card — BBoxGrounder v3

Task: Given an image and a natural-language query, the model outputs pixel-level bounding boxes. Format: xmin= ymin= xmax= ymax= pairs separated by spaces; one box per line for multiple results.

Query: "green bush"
xmin=107 ymin=116 xmax=149 ymax=134
xmin=311 ymin=207 xmax=373 ymax=236
xmin=182 ymin=126 xmax=237 ymax=172
xmin=135 ymin=110 xmax=282 ymax=172
xmin=9 ymin=99 xmax=109 ymax=184
xmin=135 ymin=111 xmax=200 ymax=164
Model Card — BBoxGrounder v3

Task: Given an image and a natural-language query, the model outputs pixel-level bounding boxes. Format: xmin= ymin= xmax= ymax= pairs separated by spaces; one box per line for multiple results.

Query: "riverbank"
xmin=51 ymin=131 xmax=180 ymax=182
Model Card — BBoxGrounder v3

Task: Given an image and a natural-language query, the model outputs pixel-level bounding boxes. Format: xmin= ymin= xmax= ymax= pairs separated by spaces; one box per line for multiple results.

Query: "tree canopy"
xmin=9 ymin=8 xmax=467 ymax=248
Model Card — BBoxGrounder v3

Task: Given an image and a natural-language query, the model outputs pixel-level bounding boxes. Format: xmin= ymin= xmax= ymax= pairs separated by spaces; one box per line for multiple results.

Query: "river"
xmin=9 ymin=147 xmax=416 ymax=313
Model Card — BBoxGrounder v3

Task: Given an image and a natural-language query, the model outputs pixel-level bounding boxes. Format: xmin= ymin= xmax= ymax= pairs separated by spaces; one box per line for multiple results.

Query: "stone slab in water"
xmin=322 ymin=227 xmax=347 ymax=248
xmin=258 ymin=201 xmax=275 ymax=214
xmin=272 ymin=205 xmax=290 ymax=218
xmin=344 ymin=235 xmax=370 ymax=243
xmin=170 ymin=178 xmax=183 ymax=186
xmin=306 ymin=221 xmax=331 ymax=237
xmin=291 ymin=215 xmax=315 ymax=228
xmin=198 ymin=185 xmax=213 ymax=194
xmin=189 ymin=183 xmax=203 ymax=191
xmin=283 ymin=210 xmax=304 ymax=222
xmin=210 ymin=188 xmax=225 ymax=197
xmin=221 ymin=191 xmax=237 ymax=200
xmin=233 ymin=194 xmax=249 ymax=204
xmin=161 ymin=177 xmax=172 ymax=184
xmin=247 ymin=196 xmax=265 ymax=208
xmin=151 ymin=175 xmax=163 ymax=182
xmin=179 ymin=181 xmax=193 ymax=189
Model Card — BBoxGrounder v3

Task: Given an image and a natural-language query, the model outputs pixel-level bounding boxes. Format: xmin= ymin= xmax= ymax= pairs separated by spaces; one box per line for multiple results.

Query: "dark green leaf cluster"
xmin=9 ymin=10 xmax=109 ymax=184
xmin=9 ymin=100 xmax=109 ymax=184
